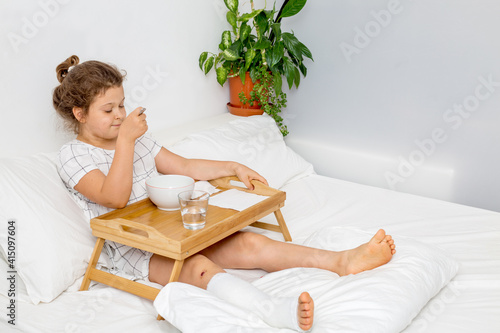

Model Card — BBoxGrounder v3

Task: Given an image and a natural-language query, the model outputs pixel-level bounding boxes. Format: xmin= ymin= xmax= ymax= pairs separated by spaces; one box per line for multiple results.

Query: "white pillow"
xmin=0 ymin=252 xmax=31 ymax=303
xmin=154 ymin=227 xmax=459 ymax=332
xmin=164 ymin=114 xmax=314 ymax=189
xmin=0 ymin=153 xmax=95 ymax=304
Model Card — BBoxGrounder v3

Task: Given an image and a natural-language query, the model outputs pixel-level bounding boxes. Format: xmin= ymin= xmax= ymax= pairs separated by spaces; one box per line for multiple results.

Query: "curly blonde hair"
xmin=52 ymin=55 xmax=126 ymax=133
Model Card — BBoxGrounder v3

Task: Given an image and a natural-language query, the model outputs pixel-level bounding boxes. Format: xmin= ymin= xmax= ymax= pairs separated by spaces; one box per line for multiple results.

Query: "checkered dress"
xmin=58 ymin=134 xmax=162 ymax=279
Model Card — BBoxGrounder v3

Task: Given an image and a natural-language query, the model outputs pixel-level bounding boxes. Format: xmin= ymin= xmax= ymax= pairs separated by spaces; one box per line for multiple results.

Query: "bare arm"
xmin=74 ymin=108 xmax=147 ymax=208
xmin=154 ymin=147 xmax=268 ymax=190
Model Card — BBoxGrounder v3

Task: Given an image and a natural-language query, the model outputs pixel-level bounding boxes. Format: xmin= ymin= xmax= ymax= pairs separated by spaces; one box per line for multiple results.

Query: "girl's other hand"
xmin=234 ymin=163 xmax=268 ymax=190
xmin=118 ymin=107 xmax=148 ymax=143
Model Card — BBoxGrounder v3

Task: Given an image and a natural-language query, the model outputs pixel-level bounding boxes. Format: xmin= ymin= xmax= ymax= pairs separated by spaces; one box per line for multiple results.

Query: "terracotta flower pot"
xmin=226 ymin=72 xmax=266 ymax=116
xmin=228 ymin=72 xmax=261 ymax=109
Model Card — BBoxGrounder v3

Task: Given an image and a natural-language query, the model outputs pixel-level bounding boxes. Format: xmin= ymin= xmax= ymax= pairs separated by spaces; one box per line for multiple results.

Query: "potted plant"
xmin=199 ymin=0 xmax=313 ymax=136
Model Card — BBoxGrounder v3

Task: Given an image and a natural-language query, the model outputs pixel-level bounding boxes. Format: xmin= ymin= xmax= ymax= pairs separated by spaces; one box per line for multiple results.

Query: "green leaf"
xmin=282 ymin=32 xmax=303 ymax=62
xmin=244 ymin=49 xmax=256 ymax=70
xmin=298 ymin=42 xmax=313 ymax=60
xmin=254 ymin=37 xmax=271 ymax=50
xmin=294 ymin=66 xmax=300 ymax=88
xmin=199 ymin=52 xmax=208 ymax=71
xmin=216 ymin=66 xmax=228 ymax=86
xmin=271 ymin=23 xmax=282 ymax=41
xmin=238 ymin=66 xmax=246 ymax=85
xmin=224 ymin=0 xmax=238 ymax=13
xmin=228 ymin=39 xmax=243 ymax=55
xmin=265 ymin=52 xmax=273 ymax=71
xmin=288 ymin=52 xmax=300 ymax=66
xmin=239 ymin=9 xmax=263 ymax=23
xmin=282 ymin=57 xmax=295 ymax=89
xmin=215 ymin=53 xmax=224 ymax=64
xmin=240 ymin=22 xmax=251 ymax=41
xmin=273 ymin=72 xmax=283 ymax=95
xmin=227 ymin=11 xmax=237 ymax=30
xmin=279 ymin=0 xmax=307 ymax=19
xmin=298 ymin=62 xmax=307 ymax=77
xmin=247 ymin=34 xmax=257 ymax=44
xmin=222 ymin=48 xmax=239 ymax=61
xmin=249 ymin=66 xmax=258 ymax=82
xmin=221 ymin=31 xmax=232 ymax=50
xmin=254 ymin=11 xmax=268 ymax=38
xmin=269 ymin=41 xmax=284 ymax=67
xmin=203 ymin=56 xmax=214 ymax=75
xmin=264 ymin=8 xmax=274 ymax=20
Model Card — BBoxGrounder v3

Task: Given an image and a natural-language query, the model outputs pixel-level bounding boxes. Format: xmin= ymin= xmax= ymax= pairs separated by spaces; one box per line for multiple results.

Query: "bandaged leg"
xmin=207 ymin=272 xmax=308 ymax=331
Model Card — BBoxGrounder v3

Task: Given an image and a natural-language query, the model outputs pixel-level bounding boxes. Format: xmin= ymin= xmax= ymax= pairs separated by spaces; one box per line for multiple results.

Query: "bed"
xmin=1 ymin=113 xmax=499 ymax=333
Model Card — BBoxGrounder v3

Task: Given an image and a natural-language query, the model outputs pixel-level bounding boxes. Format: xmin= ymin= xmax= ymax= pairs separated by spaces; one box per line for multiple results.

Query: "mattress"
xmin=1 ymin=114 xmax=499 ymax=332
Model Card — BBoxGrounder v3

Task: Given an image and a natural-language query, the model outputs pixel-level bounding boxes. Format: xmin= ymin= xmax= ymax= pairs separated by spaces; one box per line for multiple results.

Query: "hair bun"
xmin=56 ymin=55 xmax=80 ymax=83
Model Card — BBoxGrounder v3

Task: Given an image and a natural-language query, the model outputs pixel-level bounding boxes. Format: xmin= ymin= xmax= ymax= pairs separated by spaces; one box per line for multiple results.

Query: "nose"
xmin=114 ymin=108 xmax=124 ymax=119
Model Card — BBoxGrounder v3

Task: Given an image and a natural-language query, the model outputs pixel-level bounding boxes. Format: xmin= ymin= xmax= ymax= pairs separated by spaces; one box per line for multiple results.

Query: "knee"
xmin=237 ymin=232 xmax=269 ymax=254
xmin=183 ymin=254 xmax=223 ymax=286
xmin=186 ymin=253 xmax=213 ymax=272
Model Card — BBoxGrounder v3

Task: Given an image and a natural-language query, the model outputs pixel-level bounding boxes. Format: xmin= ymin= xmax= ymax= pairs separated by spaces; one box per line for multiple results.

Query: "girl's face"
xmin=75 ymin=85 xmax=126 ymax=148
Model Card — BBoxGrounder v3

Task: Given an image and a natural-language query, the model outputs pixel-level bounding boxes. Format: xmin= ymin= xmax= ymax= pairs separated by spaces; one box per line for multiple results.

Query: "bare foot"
xmin=339 ymin=229 xmax=396 ymax=276
xmin=297 ymin=292 xmax=314 ymax=331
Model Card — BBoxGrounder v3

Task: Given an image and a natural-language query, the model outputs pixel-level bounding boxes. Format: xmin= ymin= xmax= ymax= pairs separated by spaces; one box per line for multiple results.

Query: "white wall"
xmin=0 ymin=0 xmax=231 ymax=156
xmin=1 ymin=0 xmax=499 ymax=212
xmin=280 ymin=0 xmax=500 ymax=212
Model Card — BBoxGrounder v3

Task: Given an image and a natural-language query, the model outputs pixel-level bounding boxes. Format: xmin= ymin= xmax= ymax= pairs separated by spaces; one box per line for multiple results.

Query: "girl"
xmin=54 ymin=55 xmax=396 ymax=332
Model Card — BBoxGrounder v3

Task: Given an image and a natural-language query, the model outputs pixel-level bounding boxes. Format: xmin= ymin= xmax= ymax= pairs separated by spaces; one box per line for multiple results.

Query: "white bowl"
xmin=146 ymin=175 xmax=195 ymax=211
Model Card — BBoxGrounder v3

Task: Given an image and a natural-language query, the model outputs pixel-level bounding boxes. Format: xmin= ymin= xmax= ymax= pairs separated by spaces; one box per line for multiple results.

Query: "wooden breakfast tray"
xmin=79 ymin=176 xmax=291 ymax=303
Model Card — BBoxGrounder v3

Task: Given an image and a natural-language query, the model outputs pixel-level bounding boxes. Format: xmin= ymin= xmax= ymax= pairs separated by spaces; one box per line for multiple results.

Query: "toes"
xmin=299 ymin=309 xmax=311 ymax=319
xmin=388 ymin=241 xmax=396 ymax=255
xmin=298 ymin=314 xmax=314 ymax=330
xmin=298 ymin=292 xmax=314 ymax=329
xmin=381 ymin=233 xmax=395 ymax=247
xmin=375 ymin=230 xmax=396 ymax=256
xmin=371 ymin=229 xmax=387 ymax=243
xmin=299 ymin=317 xmax=313 ymax=330
xmin=299 ymin=292 xmax=313 ymax=304
xmin=300 ymin=302 xmax=311 ymax=311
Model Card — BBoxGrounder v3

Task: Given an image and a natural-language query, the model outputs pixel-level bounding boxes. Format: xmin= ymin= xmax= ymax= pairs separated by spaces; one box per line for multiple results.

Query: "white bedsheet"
xmin=2 ymin=174 xmax=499 ymax=332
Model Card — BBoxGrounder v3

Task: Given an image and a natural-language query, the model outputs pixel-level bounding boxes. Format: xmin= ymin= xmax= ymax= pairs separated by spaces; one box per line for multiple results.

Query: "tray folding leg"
xmin=80 ymin=237 xmax=162 ymax=301
xmin=168 ymin=259 xmax=184 ymax=283
xmin=274 ymin=209 xmax=292 ymax=242
xmin=250 ymin=208 xmax=292 ymax=242
xmin=81 ymin=238 xmax=187 ymax=320
xmin=156 ymin=259 xmax=184 ymax=320
xmin=80 ymin=237 xmax=105 ymax=291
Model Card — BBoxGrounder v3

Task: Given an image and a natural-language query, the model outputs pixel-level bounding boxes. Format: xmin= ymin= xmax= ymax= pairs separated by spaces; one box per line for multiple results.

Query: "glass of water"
xmin=178 ymin=190 xmax=210 ymax=230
